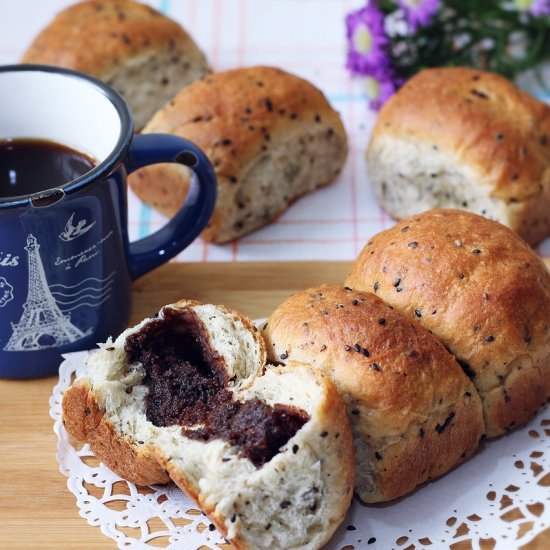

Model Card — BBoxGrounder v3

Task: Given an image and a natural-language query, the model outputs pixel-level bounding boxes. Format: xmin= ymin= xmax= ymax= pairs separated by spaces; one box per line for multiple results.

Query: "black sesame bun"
xmin=129 ymin=66 xmax=348 ymax=243
xmin=347 ymin=209 xmax=550 ymax=438
xmin=22 ymin=0 xmax=210 ymax=129
xmin=261 ymin=284 xmax=484 ymax=503
xmin=366 ymin=67 xmax=550 ymax=247
xmin=63 ymin=299 xmax=355 ymax=550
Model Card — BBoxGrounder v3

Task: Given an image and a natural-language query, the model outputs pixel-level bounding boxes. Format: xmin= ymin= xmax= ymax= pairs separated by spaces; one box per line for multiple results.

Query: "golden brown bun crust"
xmin=62 ymin=380 xmax=170 ymax=486
xmin=262 ymin=284 xmax=484 ymax=502
xmin=346 ymin=209 xmax=550 ymax=438
xmin=374 ymin=67 xmax=550 ymax=203
xmin=21 ymin=0 xmax=198 ymax=77
xmin=141 ymin=66 xmax=346 ymax=181
xmin=130 ymin=66 xmax=347 ymax=242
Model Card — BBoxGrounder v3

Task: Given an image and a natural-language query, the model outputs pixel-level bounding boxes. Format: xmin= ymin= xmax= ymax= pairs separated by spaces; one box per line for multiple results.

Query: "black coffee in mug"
xmin=0 ymin=64 xmax=217 ymax=379
xmin=0 ymin=138 xmax=96 ymax=198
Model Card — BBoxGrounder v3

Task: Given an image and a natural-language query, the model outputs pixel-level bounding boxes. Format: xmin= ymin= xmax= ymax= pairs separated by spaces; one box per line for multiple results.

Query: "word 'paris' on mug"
xmin=0 ymin=64 xmax=217 ymax=379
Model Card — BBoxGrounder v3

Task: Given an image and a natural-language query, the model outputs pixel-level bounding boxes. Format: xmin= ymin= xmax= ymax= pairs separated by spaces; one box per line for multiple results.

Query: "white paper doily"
xmin=51 ymin=351 xmax=550 ymax=550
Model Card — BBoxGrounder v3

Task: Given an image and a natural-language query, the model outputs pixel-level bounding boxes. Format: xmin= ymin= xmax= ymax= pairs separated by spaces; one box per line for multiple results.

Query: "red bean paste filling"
xmin=124 ymin=308 xmax=309 ymax=467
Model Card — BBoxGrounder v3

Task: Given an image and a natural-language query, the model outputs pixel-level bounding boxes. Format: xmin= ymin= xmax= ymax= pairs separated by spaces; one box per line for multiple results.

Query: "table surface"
xmin=3 ymin=0 xmax=550 ymax=264
xmin=0 ymin=261 xmax=548 ymax=549
xmin=0 ymin=0 xmax=384 ymax=264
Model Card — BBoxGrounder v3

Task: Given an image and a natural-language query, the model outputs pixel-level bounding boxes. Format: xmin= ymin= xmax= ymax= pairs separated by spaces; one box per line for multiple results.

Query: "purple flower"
xmin=346 ymin=3 xmax=389 ymax=76
xmin=398 ymin=0 xmax=440 ymax=30
xmin=515 ymin=0 xmax=550 ymax=17
xmin=363 ymin=69 xmax=396 ymax=110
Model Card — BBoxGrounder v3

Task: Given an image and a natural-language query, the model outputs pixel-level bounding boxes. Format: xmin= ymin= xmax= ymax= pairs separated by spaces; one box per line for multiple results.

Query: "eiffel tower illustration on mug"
xmin=4 ymin=234 xmax=92 ymax=351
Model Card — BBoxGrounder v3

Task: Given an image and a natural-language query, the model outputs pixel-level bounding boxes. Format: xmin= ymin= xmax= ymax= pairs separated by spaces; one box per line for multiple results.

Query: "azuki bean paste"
xmin=124 ymin=308 xmax=309 ymax=467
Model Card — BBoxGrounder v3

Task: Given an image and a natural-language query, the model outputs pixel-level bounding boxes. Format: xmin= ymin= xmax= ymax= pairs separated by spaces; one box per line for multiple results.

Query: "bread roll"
xmin=261 ymin=284 xmax=484 ymax=503
xmin=366 ymin=67 xmax=550 ymax=246
xmin=62 ymin=300 xmax=354 ymax=550
xmin=22 ymin=0 xmax=210 ymax=130
xmin=346 ymin=209 xmax=550 ymax=438
xmin=129 ymin=66 xmax=348 ymax=243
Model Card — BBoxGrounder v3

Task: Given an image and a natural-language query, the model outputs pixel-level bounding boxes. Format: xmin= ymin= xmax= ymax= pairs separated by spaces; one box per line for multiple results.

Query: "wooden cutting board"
xmin=0 ymin=261 xmax=548 ymax=549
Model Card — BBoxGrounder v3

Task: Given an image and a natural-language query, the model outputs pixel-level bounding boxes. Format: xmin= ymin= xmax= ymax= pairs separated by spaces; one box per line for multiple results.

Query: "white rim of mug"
xmin=0 ymin=64 xmax=134 ymax=209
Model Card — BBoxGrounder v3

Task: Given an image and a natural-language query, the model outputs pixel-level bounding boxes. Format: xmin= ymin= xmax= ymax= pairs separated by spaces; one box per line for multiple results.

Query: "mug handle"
xmin=124 ymin=134 xmax=217 ymax=280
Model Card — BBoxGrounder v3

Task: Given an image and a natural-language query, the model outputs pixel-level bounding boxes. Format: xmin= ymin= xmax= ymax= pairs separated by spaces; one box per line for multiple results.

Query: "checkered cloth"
xmin=2 ymin=0 xmax=549 ymax=261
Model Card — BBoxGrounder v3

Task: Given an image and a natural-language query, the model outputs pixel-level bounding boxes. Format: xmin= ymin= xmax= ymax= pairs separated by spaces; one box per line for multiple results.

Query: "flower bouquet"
xmin=346 ymin=0 xmax=550 ymax=109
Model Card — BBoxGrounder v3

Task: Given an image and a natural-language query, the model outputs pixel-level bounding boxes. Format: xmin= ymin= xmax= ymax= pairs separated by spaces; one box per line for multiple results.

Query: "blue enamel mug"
xmin=0 ymin=65 xmax=217 ymax=379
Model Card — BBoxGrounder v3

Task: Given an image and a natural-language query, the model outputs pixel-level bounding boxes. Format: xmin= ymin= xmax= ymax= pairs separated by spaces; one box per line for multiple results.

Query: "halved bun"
xmin=62 ymin=300 xmax=354 ymax=550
